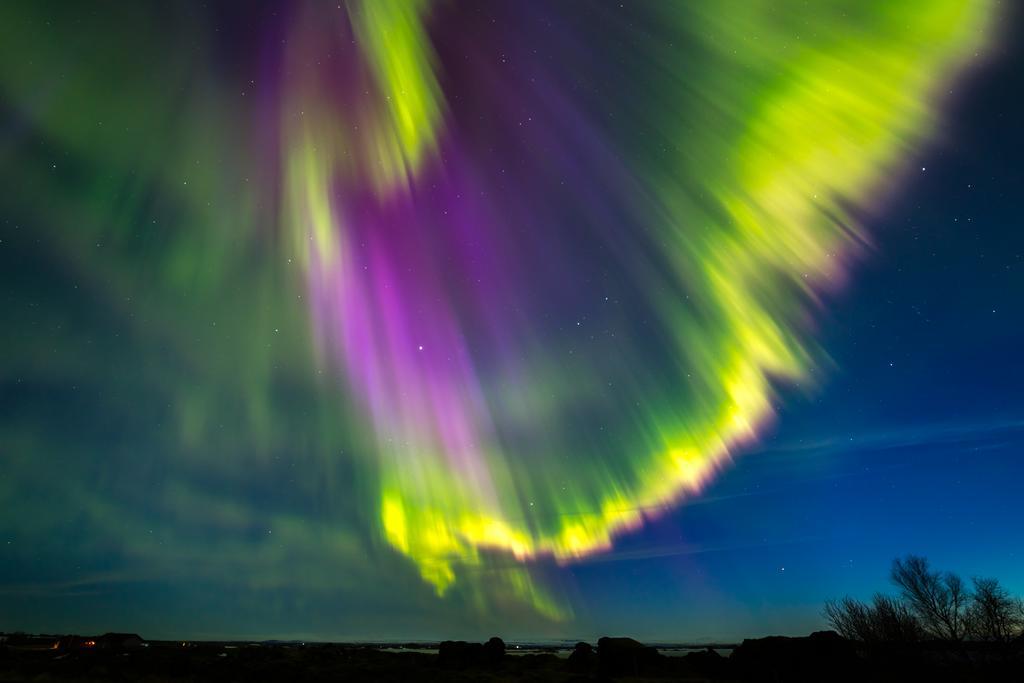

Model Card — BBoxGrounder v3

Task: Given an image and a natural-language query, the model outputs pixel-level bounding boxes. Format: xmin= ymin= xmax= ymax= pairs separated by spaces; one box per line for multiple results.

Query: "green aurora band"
xmin=0 ymin=1 xmax=996 ymax=624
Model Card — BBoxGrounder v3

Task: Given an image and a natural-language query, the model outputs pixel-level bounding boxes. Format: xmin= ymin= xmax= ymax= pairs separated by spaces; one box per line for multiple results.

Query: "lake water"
xmin=377 ymin=645 xmax=734 ymax=659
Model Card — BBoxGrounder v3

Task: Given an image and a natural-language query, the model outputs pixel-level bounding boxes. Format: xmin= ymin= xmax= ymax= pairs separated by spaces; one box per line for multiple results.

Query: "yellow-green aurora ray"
xmin=282 ymin=0 xmax=993 ymax=617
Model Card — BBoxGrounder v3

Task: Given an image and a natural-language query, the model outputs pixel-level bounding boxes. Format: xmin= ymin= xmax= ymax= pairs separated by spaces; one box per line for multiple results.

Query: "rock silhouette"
xmin=437 ymin=636 xmax=505 ymax=668
xmin=597 ymin=636 xmax=665 ymax=676
xmin=731 ymin=630 xmax=861 ymax=682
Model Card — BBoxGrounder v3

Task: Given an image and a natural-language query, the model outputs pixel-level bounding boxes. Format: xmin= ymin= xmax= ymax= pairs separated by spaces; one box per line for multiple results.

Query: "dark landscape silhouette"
xmin=4 ymin=555 xmax=1022 ymax=682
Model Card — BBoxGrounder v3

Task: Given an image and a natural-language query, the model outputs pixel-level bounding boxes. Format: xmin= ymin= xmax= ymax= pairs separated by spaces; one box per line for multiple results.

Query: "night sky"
xmin=1 ymin=1 xmax=1021 ymax=642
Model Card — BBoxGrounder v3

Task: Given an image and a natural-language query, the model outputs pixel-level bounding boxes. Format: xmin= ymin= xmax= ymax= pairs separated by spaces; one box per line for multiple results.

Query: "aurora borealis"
xmin=2 ymin=1 xmax=1022 ymax=641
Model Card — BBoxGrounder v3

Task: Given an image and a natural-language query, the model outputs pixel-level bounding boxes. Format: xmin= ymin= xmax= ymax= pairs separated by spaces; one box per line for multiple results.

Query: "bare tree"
xmin=891 ymin=555 xmax=970 ymax=641
xmin=825 ymin=597 xmax=871 ymax=641
xmin=870 ymin=594 xmax=922 ymax=642
xmin=968 ymin=577 xmax=1024 ymax=642
xmin=825 ymin=594 xmax=920 ymax=642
